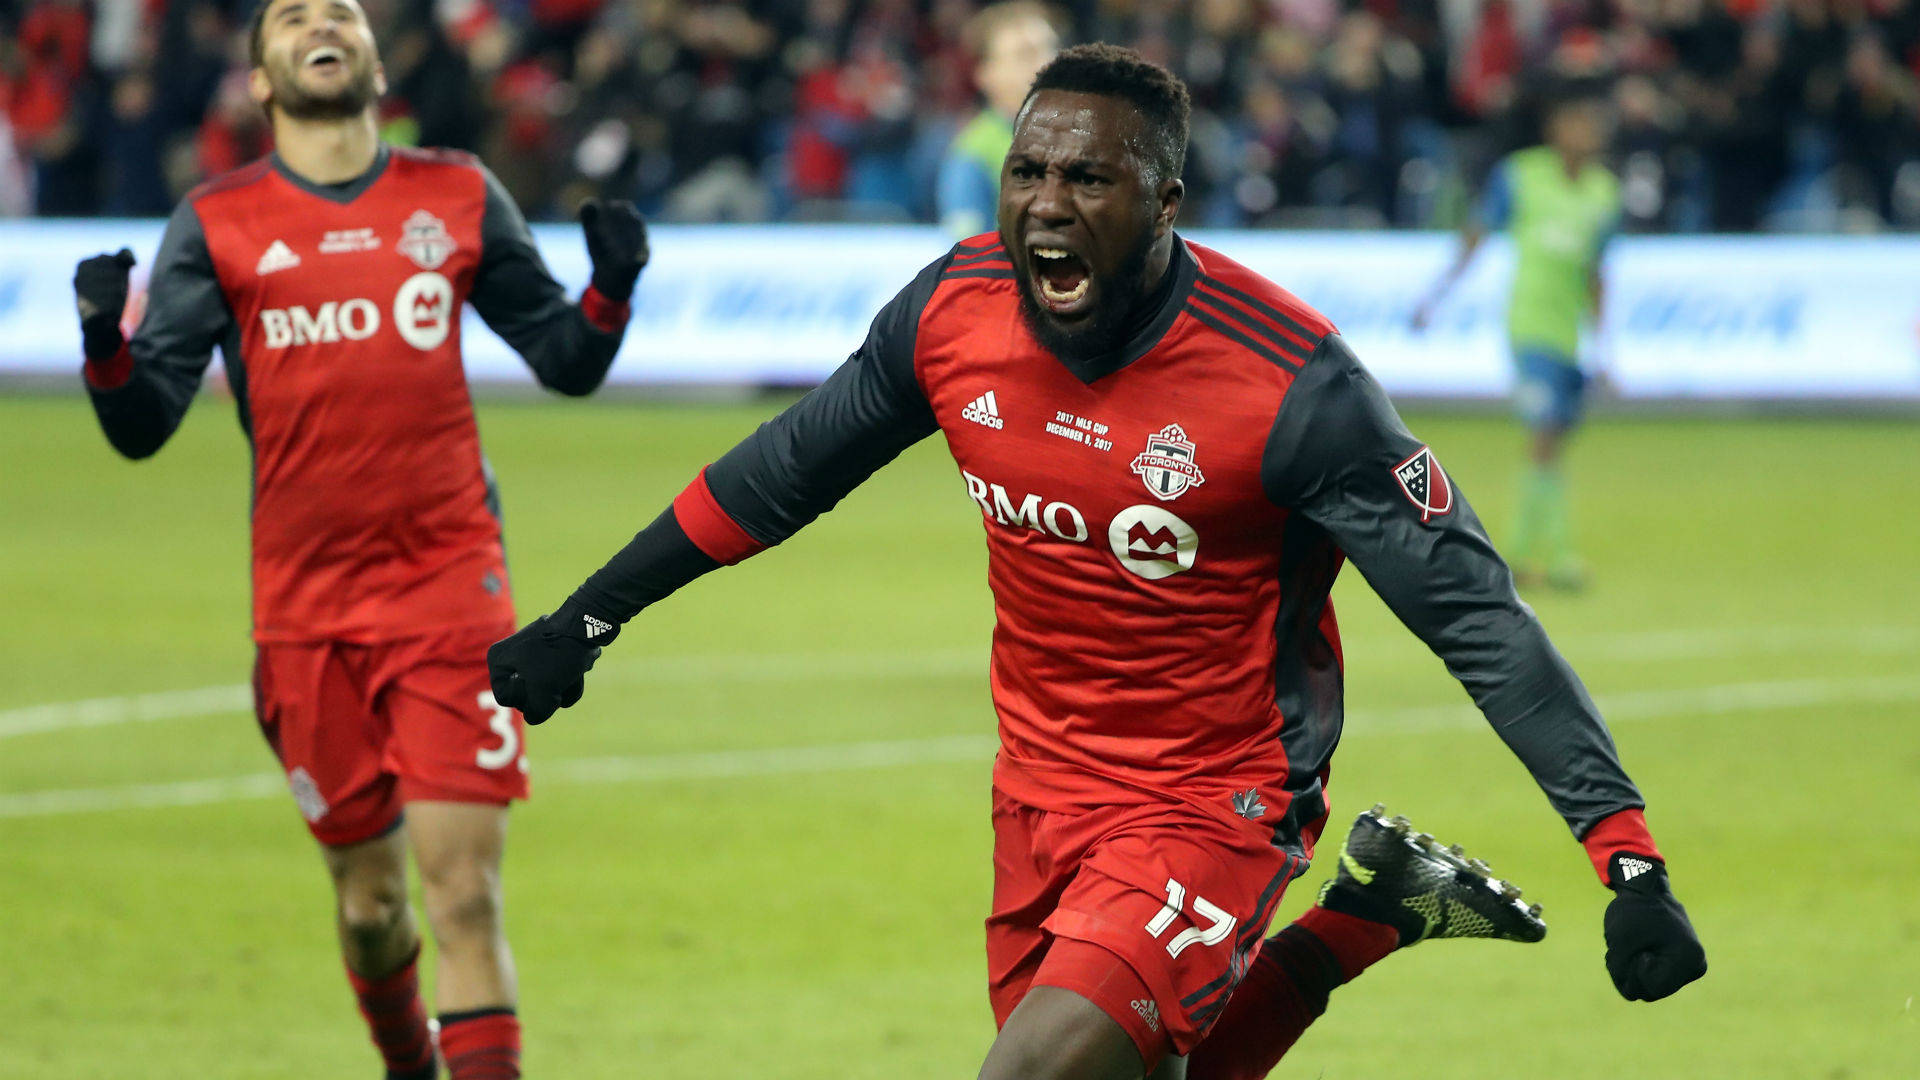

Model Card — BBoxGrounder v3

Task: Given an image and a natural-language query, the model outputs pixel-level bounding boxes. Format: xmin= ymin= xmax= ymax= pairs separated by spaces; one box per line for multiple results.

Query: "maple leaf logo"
xmin=1231 ymin=788 xmax=1267 ymax=821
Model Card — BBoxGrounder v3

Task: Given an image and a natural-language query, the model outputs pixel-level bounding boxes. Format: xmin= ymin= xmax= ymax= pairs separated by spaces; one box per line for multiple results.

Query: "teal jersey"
xmin=936 ymin=110 xmax=1014 ymax=237
xmin=1478 ymin=147 xmax=1620 ymax=359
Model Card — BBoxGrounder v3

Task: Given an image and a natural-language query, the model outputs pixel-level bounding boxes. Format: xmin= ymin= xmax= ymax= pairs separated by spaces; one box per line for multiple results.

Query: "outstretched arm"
xmin=468 ymin=168 xmax=647 ymax=396
xmin=1410 ymin=159 xmax=1509 ymax=331
xmin=1263 ymin=333 xmax=1705 ymax=1000
xmin=1584 ymin=213 xmax=1618 ymax=377
xmin=488 ymin=254 xmax=949 ymax=721
xmin=78 ymin=200 xmax=233 ymax=459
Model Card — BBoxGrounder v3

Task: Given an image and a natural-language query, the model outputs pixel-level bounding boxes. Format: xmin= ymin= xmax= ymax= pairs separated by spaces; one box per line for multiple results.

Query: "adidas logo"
xmin=961 ymin=390 xmax=1004 ymax=430
xmin=1618 ymin=856 xmax=1655 ymax=882
xmin=1129 ymin=998 xmax=1160 ymax=1032
xmin=582 ymin=614 xmax=614 ymax=640
xmin=255 ymin=239 xmax=301 ymax=276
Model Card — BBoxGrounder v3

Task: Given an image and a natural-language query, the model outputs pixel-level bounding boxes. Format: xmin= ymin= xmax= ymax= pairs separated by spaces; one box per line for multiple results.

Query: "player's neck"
xmin=1556 ymin=148 xmax=1590 ymax=179
xmin=271 ymin=111 xmax=382 ymax=186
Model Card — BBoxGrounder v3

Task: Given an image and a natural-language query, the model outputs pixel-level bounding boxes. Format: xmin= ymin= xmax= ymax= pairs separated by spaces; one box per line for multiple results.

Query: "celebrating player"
xmin=70 ymin=0 xmax=647 ymax=1076
xmin=1412 ymin=81 xmax=1621 ymax=590
xmin=490 ymin=46 xmax=1703 ymax=1080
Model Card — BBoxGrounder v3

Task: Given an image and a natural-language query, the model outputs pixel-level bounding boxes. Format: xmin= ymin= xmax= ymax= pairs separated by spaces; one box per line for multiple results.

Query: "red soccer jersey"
xmin=572 ymin=231 xmax=1649 ymax=866
xmin=87 ymin=145 xmax=628 ymax=642
xmin=915 ymin=239 xmax=1334 ymax=824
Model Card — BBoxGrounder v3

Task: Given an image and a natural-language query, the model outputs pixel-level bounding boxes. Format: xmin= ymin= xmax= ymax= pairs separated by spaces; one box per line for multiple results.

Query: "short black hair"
xmin=1024 ymin=43 xmax=1191 ymax=185
xmin=246 ymin=0 xmax=272 ymax=68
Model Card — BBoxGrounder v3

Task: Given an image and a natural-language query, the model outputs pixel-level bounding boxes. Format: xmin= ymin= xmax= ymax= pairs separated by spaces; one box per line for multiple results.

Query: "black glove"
xmin=1603 ymin=854 xmax=1707 ymax=1001
xmin=74 ymin=248 xmax=136 ymax=359
xmin=487 ymin=600 xmax=620 ymax=724
xmin=578 ymin=198 xmax=648 ymax=303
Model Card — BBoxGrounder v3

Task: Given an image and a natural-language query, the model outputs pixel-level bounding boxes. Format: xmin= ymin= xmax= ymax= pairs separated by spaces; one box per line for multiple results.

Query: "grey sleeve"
xmin=467 ymin=167 xmax=623 ymax=396
xmin=699 ymin=254 xmax=946 ymax=545
xmin=1262 ymin=333 xmax=1643 ymax=836
xmin=88 ymin=199 xmax=232 ymax=459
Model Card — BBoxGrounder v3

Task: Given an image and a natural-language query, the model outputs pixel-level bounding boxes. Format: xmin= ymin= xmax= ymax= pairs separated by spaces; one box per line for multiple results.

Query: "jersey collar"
xmin=1051 ymin=234 xmax=1197 ymax=386
xmin=270 ymin=142 xmax=392 ymax=205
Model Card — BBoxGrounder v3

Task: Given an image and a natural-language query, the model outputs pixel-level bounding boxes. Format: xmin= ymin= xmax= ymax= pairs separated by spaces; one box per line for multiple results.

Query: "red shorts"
xmin=986 ymin=788 xmax=1301 ymax=1065
xmin=252 ymin=623 xmax=528 ymax=846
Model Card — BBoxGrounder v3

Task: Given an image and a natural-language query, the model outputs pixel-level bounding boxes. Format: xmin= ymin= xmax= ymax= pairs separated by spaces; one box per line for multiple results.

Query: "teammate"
xmin=490 ymin=46 xmax=1703 ymax=1079
xmin=937 ymin=1 xmax=1060 ymax=238
xmin=69 ymin=0 xmax=647 ymax=1076
xmin=1412 ymin=82 xmax=1621 ymax=590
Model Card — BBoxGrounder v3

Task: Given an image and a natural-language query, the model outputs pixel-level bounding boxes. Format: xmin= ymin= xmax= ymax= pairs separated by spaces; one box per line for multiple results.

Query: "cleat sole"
xmin=1325 ymin=804 xmax=1549 ymax=946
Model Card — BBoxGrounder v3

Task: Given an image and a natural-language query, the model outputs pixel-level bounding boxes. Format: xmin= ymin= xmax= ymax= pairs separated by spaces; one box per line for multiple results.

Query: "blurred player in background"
xmin=68 ymin=0 xmax=647 ymax=1075
xmin=1413 ymin=83 xmax=1620 ymax=591
xmin=492 ymin=46 xmax=1702 ymax=1080
xmin=937 ymin=1 xmax=1060 ymax=237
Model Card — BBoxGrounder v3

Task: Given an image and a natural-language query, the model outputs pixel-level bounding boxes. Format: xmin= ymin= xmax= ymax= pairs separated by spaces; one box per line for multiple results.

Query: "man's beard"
xmin=268 ymin=62 xmax=379 ymax=120
xmin=1016 ymin=229 xmax=1155 ymax=368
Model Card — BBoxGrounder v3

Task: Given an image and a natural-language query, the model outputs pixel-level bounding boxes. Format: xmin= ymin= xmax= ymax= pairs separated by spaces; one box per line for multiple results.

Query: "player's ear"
xmin=373 ymin=61 xmax=387 ymax=98
xmin=1155 ymin=177 xmax=1184 ymax=236
xmin=248 ymin=66 xmax=272 ymax=109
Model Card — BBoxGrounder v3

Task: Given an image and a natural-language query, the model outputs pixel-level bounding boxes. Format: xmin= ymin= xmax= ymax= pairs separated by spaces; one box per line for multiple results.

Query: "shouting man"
xmin=490 ymin=45 xmax=1703 ymax=1079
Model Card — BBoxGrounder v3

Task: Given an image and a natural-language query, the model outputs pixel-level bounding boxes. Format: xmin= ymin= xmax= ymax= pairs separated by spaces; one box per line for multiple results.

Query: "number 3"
xmin=1144 ymin=877 xmax=1237 ymax=958
xmin=475 ymin=690 xmax=519 ymax=771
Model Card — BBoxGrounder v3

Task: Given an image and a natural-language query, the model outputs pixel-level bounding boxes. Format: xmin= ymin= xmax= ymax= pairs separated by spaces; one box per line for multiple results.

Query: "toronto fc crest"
xmin=1130 ymin=423 xmax=1206 ymax=501
xmin=396 ymin=210 xmax=457 ymax=270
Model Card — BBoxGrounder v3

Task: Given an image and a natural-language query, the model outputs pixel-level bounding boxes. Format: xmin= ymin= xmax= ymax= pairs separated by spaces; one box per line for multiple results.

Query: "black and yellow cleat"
xmin=1317 ymin=804 xmax=1547 ymax=946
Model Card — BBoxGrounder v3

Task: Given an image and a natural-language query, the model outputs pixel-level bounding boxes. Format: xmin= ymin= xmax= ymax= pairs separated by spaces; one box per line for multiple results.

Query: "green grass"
xmin=2 ymin=394 xmax=1915 ymax=1078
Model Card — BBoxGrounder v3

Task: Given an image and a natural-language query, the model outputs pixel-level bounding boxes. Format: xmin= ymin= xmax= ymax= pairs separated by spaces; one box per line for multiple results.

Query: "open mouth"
xmin=1029 ymin=246 xmax=1091 ymax=316
xmin=304 ymin=46 xmax=347 ymax=73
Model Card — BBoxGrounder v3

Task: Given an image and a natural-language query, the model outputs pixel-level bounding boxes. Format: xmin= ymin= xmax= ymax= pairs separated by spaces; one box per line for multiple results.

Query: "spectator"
xmin=1831 ymin=29 xmax=1920 ymax=223
xmin=8 ymin=0 xmax=95 ymax=214
xmin=101 ymin=67 xmax=173 ymax=214
xmin=0 ymin=111 xmax=33 ymax=215
xmin=1215 ymin=75 xmax=1332 ymax=225
xmin=6 ymin=0 xmax=1917 ymax=231
xmin=196 ymin=65 xmax=270 ymax=180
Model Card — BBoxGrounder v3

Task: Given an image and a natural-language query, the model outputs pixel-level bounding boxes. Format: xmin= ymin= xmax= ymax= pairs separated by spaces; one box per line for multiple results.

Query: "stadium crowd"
xmin=3 ymin=0 xmax=1918 ymax=230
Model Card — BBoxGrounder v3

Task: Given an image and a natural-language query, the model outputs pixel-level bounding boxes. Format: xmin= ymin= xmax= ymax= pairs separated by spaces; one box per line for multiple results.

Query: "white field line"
xmin=1546 ymin=624 xmax=1918 ymax=664
xmin=0 ymin=685 xmax=254 ymax=739
xmin=3 ymin=672 xmax=1917 ymax=822
xmin=3 ymin=624 xmax=1915 ymax=743
xmin=0 ymin=649 xmax=986 ymax=741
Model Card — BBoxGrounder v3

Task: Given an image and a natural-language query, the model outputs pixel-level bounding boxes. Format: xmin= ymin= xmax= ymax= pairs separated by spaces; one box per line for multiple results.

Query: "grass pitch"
xmin=1 ymin=394 xmax=1915 ymax=1078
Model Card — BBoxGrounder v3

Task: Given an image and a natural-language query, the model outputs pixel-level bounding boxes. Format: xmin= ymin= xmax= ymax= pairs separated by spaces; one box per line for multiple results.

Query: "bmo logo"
xmin=963 ymin=470 xmax=1090 ymax=542
xmin=393 ymin=271 xmax=454 ymax=350
xmin=259 ymin=298 xmax=380 ymax=347
xmin=1107 ymin=504 xmax=1197 ymax=580
xmin=961 ymin=471 xmax=1200 ymax=580
xmin=256 ymin=271 xmax=454 ymax=352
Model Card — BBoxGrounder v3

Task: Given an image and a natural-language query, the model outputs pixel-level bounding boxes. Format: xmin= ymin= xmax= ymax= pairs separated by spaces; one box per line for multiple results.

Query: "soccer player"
xmin=68 ymin=0 xmax=648 ymax=1076
xmin=937 ymin=1 xmax=1060 ymax=238
xmin=491 ymin=46 xmax=1703 ymax=1079
xmin=1412 ymin=82 xmax=1621 ymax=590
